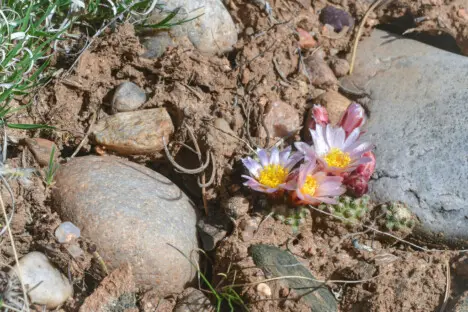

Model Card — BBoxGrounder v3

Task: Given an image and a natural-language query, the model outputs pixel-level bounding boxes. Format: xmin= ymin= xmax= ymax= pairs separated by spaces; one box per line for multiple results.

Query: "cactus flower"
xmin=308 ymin=124 xmax=373 ymax=174
xmin=338 ymin=103 xmax=366 ymax=137
xmin=242 ymin=146 xmax=302 ymax=193
xmin=286 ymin=156 xmax=345 ymax=205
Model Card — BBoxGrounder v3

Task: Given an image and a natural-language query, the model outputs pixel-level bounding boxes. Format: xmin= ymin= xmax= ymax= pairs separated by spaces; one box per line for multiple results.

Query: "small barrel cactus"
xmin=274 ymin=207 xmax=310 ymax=233
xmin=376 ymin=202 xmax=418 ymax=238
xmin=318 ymin=195 xmax=370 ymax=225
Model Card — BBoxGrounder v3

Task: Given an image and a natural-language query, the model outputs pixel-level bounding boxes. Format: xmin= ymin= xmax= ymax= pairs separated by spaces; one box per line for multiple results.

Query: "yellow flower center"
xmin=258 ymin=164 xmax=289 ymax=188
xmin=324 ymin=148 xmax=351 ymax=168
xmin=300 ymin=176 xmax=318 ymax=196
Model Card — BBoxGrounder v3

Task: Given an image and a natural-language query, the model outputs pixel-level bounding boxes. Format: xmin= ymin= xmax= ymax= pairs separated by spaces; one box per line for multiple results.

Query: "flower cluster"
xmin=242 ymin=103 xmax=375 ymax=207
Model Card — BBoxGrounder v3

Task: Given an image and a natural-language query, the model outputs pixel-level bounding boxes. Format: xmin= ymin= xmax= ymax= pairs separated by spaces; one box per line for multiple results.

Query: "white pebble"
xmin=9 ymin=252 xmax=73 ymax=309
xmin=256 ymin=283 xmax=272 ymax=297
xmin=66 ymin=244 xmax=84 ymax=259
xmin=55 ymin=221 xmax=80 ymax=243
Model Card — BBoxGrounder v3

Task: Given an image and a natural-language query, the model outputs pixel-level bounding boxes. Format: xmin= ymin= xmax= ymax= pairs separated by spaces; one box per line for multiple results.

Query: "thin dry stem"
xmin=439 ymin=260 xmax=450 ymax=312
xmin=349 ymin=0 xmax=389 ymax=74
xmin=308 ymin=205 xmax=468 ymax=253
xmin=163 ymin=137 xmax=211 ymax=174
xmin=0 ymin=189 xmax=29 ymax=309
xmin=223 ymin=269 xmax=390 ymax=291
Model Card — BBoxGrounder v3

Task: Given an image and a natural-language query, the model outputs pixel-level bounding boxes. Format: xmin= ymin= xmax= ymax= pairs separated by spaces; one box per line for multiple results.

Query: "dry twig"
xmin=0 ymin=190 xmax=29 ymax=310
xmin=162 ymin=124 xmax=215 ymax=215
xmin=349 ymin=0 xmax=389 ymax=74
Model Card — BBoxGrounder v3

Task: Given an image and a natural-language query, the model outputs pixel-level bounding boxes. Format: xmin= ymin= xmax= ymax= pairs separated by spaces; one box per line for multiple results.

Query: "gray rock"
xmin=52 ymin=156 xmax=199 ymax=295
xmin=9 ymin=252 xmax=73 ymax=309
xmin=112 ymin=82 xmax=146 ymax=113
xmin=174 ymin=287 xmax=214 ymax=312
xmin=92 ymin=108 xmax=174 ymax=155
xmin=343 ymin=30 xmax=468 ymax=247
xmin=450 ymin=291 xmax=468 ymax=312
xmin=142 ymin=0 xmax=237 ymax=57
xmin=249 ymin=244 xmax=337 ymax=312
xmin=197 ymin=218 xmax=227 ymax=251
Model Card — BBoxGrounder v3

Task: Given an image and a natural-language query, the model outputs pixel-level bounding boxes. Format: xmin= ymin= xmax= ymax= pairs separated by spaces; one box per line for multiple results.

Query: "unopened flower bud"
xmin=307 ymin=104 xmax=329 ymax=130
xmin=338 ymin=103 xmax=366 ymax=136
xmin=343 ymin=174 xmax=369 ymax=197
xmin=353 ymin=151 xmax=376 ymax=181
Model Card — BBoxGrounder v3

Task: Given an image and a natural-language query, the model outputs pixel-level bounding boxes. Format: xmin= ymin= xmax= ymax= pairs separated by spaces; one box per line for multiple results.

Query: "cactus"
xmin=377 ymin=201 xmax=417 ymax=237
xmin=274 ymin=206 xmax=310 ymax=233
xmin=318 ymin=195 xmax=370 ymax=225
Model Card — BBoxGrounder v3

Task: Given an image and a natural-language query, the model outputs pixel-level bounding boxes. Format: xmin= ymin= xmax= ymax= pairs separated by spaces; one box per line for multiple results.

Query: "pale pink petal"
xmin=242 ymin=158 xmax=262 ymax=177
xmin=279 ymin=146 xmax=292 ymax=164
xmin=295 ymin=141 xmax=312 ymax=154
xmin=333 ymin=127 xmax=346 ymax=149
xmin=285 ymin=154 xmax=303 ymax=171
xmin=270 ymin=147 xmax=280 ymax=164
xmin=310 ymin=126 xmax=328 ymax=156
xmin=348 ymin=142 xmax=373 ymax=158
xmin=257 ymin=149 xmax=269 ymax=167
xmin=343 ymin=128 xmax=360 ymax=149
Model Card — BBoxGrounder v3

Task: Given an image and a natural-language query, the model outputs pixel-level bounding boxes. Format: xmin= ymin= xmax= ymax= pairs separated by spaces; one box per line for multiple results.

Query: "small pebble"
xmin=9 ymin=252 xmax=73 ymax=309
xmin=329 ymin=57 xmax=350 ymax=77
xmin=111 ymin=82 xmax=147 ymax=113
xmin=319 ymin=6 xmax=354 ymax=32
xmin=55 ymin=221 xmax=81 ymax=243
xmin=256 ymin=283 xmax=272 ymax=298
xmin=297 ymin=28 xmax=317 ymax=49
xmin=279 ymin=287 xmax=290 ymax=297
xmin=222 ymin=195 xmax=250 ymax=219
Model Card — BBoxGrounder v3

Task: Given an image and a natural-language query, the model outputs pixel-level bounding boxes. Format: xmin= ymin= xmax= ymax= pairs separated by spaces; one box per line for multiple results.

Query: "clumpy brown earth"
xmin=0 ymin=0 xmax=466 ymax=311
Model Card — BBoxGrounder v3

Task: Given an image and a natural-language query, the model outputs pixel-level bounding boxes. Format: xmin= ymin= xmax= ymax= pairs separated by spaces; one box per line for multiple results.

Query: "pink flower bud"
xmin=307 ymin=105 xmax=329 ymax=130
xmin=343 ymin=174 xmax=369 ymax=197
xmin=338 ymin=103 xmax=366 ymax=136
xmin=353 ymin=151 xmax=376 ymax=181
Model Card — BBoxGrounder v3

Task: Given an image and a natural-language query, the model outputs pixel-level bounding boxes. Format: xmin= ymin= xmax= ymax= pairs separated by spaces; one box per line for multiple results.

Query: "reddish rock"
xmin=297 ymin=28 xmax=317 ymax=49
xmin=80 ymin=263 xmax=136 ymax=312
xmin=259 ymin=101 xmax=300 ymax=140
xmin=92 ymin=108 xmax=174 ymax=155
xmin=304 ymin=54 xmax=338 ymax=88
xmin=315 ymin=90 xmax=351 ymax=124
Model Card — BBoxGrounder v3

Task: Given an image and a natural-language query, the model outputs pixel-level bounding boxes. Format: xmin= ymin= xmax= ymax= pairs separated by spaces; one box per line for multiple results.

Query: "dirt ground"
xmin=1 ymin=0 xmax=466 ymax=311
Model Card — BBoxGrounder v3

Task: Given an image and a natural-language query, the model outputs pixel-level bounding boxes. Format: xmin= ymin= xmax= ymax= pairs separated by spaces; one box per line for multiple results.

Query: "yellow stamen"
xmin=324 ymin=148 xmax=351 ymax=168
xmin=300 ymin=176 xmax=318 ymax=196
xmin=258 ymin=164 xmax=289 ymax=188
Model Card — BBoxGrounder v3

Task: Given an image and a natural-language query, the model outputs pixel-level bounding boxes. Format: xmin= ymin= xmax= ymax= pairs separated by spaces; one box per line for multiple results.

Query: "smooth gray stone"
xmin=141 ymin=0 xmax=237 ymax=57
xmin=344 ymin=30 xmax=468 ymax=246
xmin=52 ymin=156 xmax=199 ymax=295
xmin=250 ymin=244 xmax=337 ymax=312
xmin=112 ymin=82 xmax=146 ymax=113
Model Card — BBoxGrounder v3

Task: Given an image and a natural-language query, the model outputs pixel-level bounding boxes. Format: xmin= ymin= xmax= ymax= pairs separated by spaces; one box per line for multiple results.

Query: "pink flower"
xmin=299 ymin=124 xmax=372 ymax=174
xmin=338 ymin=103 xmax=366 ymax=137
xmin=285 ymin=153 xmax=345 ymax=205
xmin=241 ymin=146 xmax=302 ymax=193
xmin=307 ymin=104 xmax=329 ymax=131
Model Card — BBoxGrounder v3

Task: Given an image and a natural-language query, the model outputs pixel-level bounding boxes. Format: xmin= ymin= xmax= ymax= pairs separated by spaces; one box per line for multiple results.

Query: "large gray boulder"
xmin=344 ymin=30 xmax=468 ymax=247
xmin=52 ymin=156 xmax=199 ymax=295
